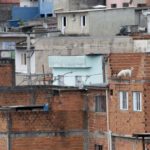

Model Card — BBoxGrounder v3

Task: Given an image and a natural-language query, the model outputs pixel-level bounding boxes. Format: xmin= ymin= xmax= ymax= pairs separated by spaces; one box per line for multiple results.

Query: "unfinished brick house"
xmin=108 ymin=53 xmax=150 ymax=150
xmin=0 ymin=58 xmax=108 ymax=150
xmin=3 ymin=53 xmax=150 ymax=150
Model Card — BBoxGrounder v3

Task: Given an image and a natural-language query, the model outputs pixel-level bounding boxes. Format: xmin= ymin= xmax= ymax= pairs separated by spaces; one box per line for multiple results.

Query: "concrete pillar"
xmin=147 ymin=15 xmax=150 ymax=33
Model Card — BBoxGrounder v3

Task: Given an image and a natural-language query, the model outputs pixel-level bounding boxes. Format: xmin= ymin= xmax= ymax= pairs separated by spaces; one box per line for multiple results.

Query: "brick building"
xmin=0 ymin=0 xmax=19 ymax=29
xmin=2 ymin=53 xmax=150 ymax=150
xmin=0 ymin=58 xmax=108 ymax=150
xmin=108 ymin=53 xmax=150 ymax=150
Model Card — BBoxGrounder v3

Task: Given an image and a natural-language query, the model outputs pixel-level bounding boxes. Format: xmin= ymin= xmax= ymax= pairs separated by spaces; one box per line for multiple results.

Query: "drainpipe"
xmin=6 ymin=111 xmax=11 ymax=150
xmin=106 ymin=89 xmax=112 ymax=150
xmin=83 ymin=93 xmax=89 ymax=150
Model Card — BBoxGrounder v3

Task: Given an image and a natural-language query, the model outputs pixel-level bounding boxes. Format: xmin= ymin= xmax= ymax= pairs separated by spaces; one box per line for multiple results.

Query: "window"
xmin=62 ymin=16 xmax=67 ymax=27
xmin=137 ymin=3 xmax=146 ymax=7
xmin=21 ymin=53 xmax=26 ymax=65
xmin=81 ymin=15 xmax=86 ymax=27
xmin=119 ymin=91 xmax=128 ymax=110
xmin=133 ymin=92 xmax=142 ymax=111
xmin=61 ymin=16 xmax=67 ymax=34
xmin=123 ymin=3 xmax=129 ymax=7
xmin=110 ymin=89 xmax=113 ymax=96
xmin=2 ymin=42 xmax=15 ymax=50
xmin=111 ymin=4 xmax=117 ymax=8
xmin=75 ymin=76 xmax=82 ymax=87
xmin=95 ymin=144 xmax=103 ymax=150
xmin=58 ymin=75 xmax=64 ymax=86
xmin=95 ymin=95 xmax=106 ymax=112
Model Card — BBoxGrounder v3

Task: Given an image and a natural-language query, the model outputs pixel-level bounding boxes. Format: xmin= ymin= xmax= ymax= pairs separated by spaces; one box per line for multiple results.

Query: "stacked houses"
xmin=1 ymin=0 xmax=150 ymax=150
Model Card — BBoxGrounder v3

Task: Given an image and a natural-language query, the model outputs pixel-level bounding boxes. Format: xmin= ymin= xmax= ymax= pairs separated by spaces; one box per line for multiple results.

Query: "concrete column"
xmin=147 ymin=15 xmax=150 ymax=34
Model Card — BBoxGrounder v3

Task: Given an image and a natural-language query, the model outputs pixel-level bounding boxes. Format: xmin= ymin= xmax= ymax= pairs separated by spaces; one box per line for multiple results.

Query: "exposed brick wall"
xmin=108 ymin=53 xmax=149 ymax=136
xmin=143 ymin=83 xmax=150 ymax=132
xmin=88 ymin=112 xmax=107 ymax=132
xmin=89 ymin=136 xmax=108 ymax=150
xmin=106 ymin=53 xmax=150 ymax=149
xmin=0 ymin=112 xmax=7 ymax=132
xmin=0 ymin=0 xmax=19 ymax=3
xmin=0 ymin=86 xmax=107 ymax=150
xmin=0 ymin=59 xmax=15 ymax=87
xmin=112 ymin=137 xmax=143 ymax=150
xmin=11 ymin=111 xmax=85 ymax=132
xmin=109 ymin=53 xmax=144 ymax=80
xmin=0 ymin=91 xmax=31 ymax=106
xmin=12 ymin=136 xmax=83 ymax=150
xmin=0 ymin=138 xmax=7 ymax=150
xmin=109 ymin=83 xmax=145 ymax=135
xmin=146 ymin=0 xmax=150 ymax=6
xmin=88 ymin=90 xmax=107 ymax=132
xmin=109 ymin=53 xmax=150 ymax=80
xmin=50 ymin=91 xmax=84 ymax=111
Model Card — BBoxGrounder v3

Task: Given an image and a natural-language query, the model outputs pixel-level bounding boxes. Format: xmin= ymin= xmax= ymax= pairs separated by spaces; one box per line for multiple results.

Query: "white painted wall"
xmin=20 ymin=0 xmax=38 ymax=7
xmin=15 ymin=50 xmax=35 ymax=74
xmin=57 ymin=12 xmax=89 ymax=35
xmin=134 ymin=40 xmax=150 ymax=52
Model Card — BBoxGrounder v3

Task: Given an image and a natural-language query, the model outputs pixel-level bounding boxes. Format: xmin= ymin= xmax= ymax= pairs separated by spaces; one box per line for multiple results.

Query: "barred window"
xmin=119 ymin=91 xmax=128 ymax=110
xmin=133 ymin=92 xmax=142 ymax=111
xmin=95 ymin=95 xmax=106 ymax=112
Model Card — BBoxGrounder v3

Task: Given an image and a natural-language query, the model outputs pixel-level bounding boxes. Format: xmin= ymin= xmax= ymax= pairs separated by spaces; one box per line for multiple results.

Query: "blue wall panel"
xmin=12 ymin=6 xmax=39 ymax=21
xmin=39 ymin=0 xmax=53 ymax=16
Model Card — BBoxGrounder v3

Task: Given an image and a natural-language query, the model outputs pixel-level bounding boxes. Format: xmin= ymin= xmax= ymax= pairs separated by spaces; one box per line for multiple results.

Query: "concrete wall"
xmin=57 ymin=8 xmax=137 ymax=36
xmin=15 ymin=50 xmax=35 ymax=74
xmin=146 ymin=0 xmax=150 ymax=6
xmin=68 ymin=0 xmax=106 ymax=10
xmin=34 ymin=36 xmax=134 ymax=74
xmin=107 ymin=0 xmax=146 ymax=8
xmin=54 ymin=0 xmax=106 ymax=11
xmin=134 ymin=40 xmax=150 ymax=52
xmin=20 ymin=0 xmax=38 ymax=7
xmin=89 ymin=8 xmax=136 ymax=36
xmin=54 ymin=0 xmax=69 ymax=11
xmin=57 ymin=12 xmax=89 ymax=35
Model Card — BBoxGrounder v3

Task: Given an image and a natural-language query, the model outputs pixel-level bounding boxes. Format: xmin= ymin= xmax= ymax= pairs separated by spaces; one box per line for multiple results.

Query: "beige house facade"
xmin=56 ymin=8 xmax=140 ymax=36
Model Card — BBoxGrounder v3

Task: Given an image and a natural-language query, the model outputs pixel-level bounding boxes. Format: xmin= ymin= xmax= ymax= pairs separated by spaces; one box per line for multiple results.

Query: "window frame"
xmin=95 ymin=144 xmax=103 ymax=150
xmin=21 ymin=52 xmax=27 ymax=65
xmin=58 ymin=75 xmax=64 ymax=86
xmin=111 ymin=3 xmax=117 ymax=8
xmin=95 ymin=95 xmax=106 ymax=112
xmin=133 ymin=91 xmax=142 ymax=112
xmin=75 ymin=75 xmax=82 ymax=87
xmin=62 ymin=16 xmax=67 ymax=27
xmin=81 ymin=15 xmax=86 ymax=27
xmin=119 ymin=91 xmax=128 ymax=110
xmin=122 ymin=2 xmax=129 ymax=7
